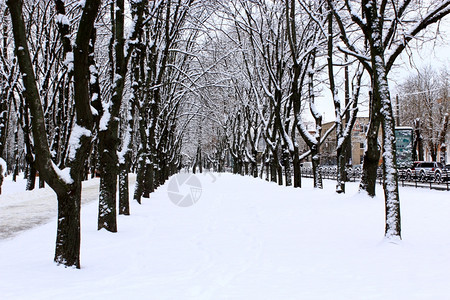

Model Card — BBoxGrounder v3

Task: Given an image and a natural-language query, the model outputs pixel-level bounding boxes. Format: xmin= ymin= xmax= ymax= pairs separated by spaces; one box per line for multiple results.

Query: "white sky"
xmin=316 ymin=20 xmax=450 ymax=124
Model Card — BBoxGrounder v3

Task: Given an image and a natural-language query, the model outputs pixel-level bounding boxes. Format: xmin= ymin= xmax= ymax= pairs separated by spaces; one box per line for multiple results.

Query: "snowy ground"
xmin=0 ymin=176 xmax=102 ymax=239
xmin=1 ymin=172 xmax=450 ymax=299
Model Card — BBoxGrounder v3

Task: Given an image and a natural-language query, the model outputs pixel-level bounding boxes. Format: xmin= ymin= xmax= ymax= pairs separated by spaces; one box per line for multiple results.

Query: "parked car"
xmin=413 ymin=161 xmax=447 ymax=182
xmin=405 ymin=161 xmax=423 ymax=181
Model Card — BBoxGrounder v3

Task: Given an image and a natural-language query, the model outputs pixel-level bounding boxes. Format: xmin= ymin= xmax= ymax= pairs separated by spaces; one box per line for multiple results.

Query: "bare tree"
xmin=0 ymin=5 xmax=17 ymax=194
xmin=398 ymin=66 xmax=450 ymax=162
xmin=7 ymin=0 xmax=101 ymax=268
xmin=286 ymin=0 xmax=328 ymax=188
xmin=326 ymin=8 xmax=363 ymax=193
xmin=329 ymin=0 xmax=450 ymax=239
xmin=97 ymin=0 xmax=147 ymax=232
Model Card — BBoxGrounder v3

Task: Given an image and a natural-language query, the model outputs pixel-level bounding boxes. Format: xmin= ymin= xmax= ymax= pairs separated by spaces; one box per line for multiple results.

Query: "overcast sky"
xmin=315 ymin=20 xmax=450 ymax=124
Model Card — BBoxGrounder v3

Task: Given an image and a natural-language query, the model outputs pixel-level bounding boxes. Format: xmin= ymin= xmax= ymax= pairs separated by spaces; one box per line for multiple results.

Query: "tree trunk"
xmin=292 ymin=146 xmax=301 ymax=188
xmin=8 ymin=0 xmax=101 ymax=269
xmin=381 ymin=108 xmax=401 ymax=238
xmin=283 ymin=147 xmax=292 ymax=186
xmin=277 ymin=163 xmax=283 ymax=185
xmin=142 ymin=159 xmax=153 ymax=198
xmin=97 ymin=0 xmax=122 ymax=233
xmin=272 ymin=148 xmax=283 ymax=185
xmin=413 ymin=119 xmax=424 ymax=161
xmin=198 ymin=148 xmax=203 ymax=174
xmin=118 ymin=163 xmax=130 ymax=215
xmin=365 ymin=1 xmax=401 ymax=239
xmin=344 ymin=55 xmax=352 ymax=169
xmin=360 ymin=121 xmax=381 ymax=198
xmin=133 ymin=155 xmax=145 ymax=204
xmin=25 ymin=161 xmax=36 ymax=191
xmin=39 ymin=176 xmax=45 ymax=189
xmin=98 ymin=147 xmax=118 ymax=232
xmin=360 ymin=92 xmax=381 ymax=197
xmin=54 ymin=184 xmax=82 ymax=268
xmin=264 ymin=155 xmax=269 ymax=181
xmin=269 ymin=155 xmax=277 ymax=183
xmin=311 ymin=147 xmax=323 ymax=189
xmin=252 ymin=150 xmax=258 ymax=178
xmin=429 ymin=143 xmax=437 ymax=162
xmin=336 ymin=145 xmax=346 ymax=193
xmin=0 ymin=164 xmax=4 ymax=195
xmin=438 ymin=114 xmax=448 ymax=164
xmin=90 ymin=142 xmax=98 ymax=179
xmin=13 ymin=129 xmax=19 ymax=182
xmin=378 ymin=76 xmax=401 ymax=238
xmin=98 ymin=0 xmax=146 ymax=227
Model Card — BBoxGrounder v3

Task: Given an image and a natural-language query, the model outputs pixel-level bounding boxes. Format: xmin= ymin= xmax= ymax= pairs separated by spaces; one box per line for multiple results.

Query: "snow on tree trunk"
xmin=118 ymin=163 xmax=130 ymax=215
xmin=336 ymin=146 xmax=346 ymax=194
xmin=438 ymin=114 xmax=449 ymax=164
xmin=413 ymin=119 xmax=424 ymax=161
xmin=133 ymin=155 xmax=146 ymax=204
xmin=378 ymin=79 xmax=401 ymax=239
xmin=273 ymin=149 xmax=283 ymax=186
xmin=327 ymin=11 xmax=345 ymax=194
xmin=283 ymin=147 xmax=292 ymax=187
xmin=269 ymin=154 xmax=277 ymax=183
xmin=0 ymin=158 xmax=5 ymax=195
xmin=54 ymin=184 xmax=82 ymax=268
xmin=98 ymin=148 xmax=118 ymax=232
xmin=366 ymin=0 xmax=401 ymax=239
xmin=97 ymin=0 xmax=123 ymax=232
xmin=98 ymin=0 xmax=146 ymax=229
xmin=312 ymin=151 xmax=323 ymax=189
xmin=13 ymin=129 xmax=19 ymax=182
xmin=252 ymin=149 xmax=258 ymax=178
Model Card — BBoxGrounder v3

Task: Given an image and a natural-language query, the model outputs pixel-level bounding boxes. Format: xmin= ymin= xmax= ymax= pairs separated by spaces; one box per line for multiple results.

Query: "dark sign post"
xmin=395 ymin=127 xmax=414 ymax=169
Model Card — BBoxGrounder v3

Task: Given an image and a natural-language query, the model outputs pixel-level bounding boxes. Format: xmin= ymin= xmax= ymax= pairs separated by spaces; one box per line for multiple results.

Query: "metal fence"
xmin=301 ymin=166 xmax=450 ymax=191
xmin=301 ymin=166 xmax=361 ymax=182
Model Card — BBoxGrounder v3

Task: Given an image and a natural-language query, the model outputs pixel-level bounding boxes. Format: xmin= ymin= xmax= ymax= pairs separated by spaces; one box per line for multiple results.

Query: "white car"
xmin=413 ymin=161 xmax=446 ymax=183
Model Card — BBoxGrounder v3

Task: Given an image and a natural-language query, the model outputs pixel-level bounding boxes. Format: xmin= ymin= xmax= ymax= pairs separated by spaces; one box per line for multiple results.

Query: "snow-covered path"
xmin=1 ymin=173 xmax=450 ymax=299
xmin=0 ymin=175 xmax=135 ymax=239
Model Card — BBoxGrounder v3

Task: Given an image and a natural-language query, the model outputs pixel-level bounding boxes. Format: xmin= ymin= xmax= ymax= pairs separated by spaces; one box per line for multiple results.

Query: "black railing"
xmin=301 ymin=166 xmax=450 ymax=191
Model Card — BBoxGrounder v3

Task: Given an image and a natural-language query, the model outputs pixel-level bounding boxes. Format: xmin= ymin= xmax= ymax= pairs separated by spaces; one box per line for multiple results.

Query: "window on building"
xmin=360 ymin=142 xmax=365 ymax=149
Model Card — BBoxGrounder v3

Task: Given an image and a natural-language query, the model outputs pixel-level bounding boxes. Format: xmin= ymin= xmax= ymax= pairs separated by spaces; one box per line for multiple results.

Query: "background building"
xmin=320 ymin=117 xmax=370 ymax=167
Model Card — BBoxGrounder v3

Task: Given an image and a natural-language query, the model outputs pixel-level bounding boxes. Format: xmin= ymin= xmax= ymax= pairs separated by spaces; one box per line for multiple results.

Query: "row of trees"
xmin=398 ymin=66 xmax=449 ymax=163
xmin=0 ymin=0 xmax=449 ymax=268
xmin=2 ymin=0 xmax=213 ymax=268
xmin=186 ymin=0 xmax=449 ymax=239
